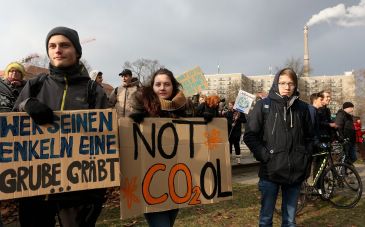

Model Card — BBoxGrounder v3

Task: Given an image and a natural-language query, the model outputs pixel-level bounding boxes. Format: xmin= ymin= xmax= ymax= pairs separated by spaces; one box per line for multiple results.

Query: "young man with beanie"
xmin=109 ymin=68 xmax=139 ymax=117
xmin=14 ymin=26 xmax=108 ymax=227
xmin=335 ymin=102 xmax=357 ymax=163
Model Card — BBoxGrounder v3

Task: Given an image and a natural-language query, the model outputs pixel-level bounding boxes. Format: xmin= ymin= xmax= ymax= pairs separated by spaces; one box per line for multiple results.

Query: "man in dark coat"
xmin=244 ymin=68 xmax=313 ymax=227
xmin=335 ymin=102 xmax=357 ymax=163
xmin=14 ymin=26 xmax=108 ymax=227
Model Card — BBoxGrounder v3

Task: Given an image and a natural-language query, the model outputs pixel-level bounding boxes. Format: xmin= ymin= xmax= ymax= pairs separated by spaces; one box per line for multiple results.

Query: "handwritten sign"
xmin=176 ymin=66 xmax=208 ymax=97
xmin=118 ymin=118 xmax=232 ymax=219
xmin=233 ymin=90 xmax=256 ymax=114
xmin=0 ymin=109 xmax=120 ymax=200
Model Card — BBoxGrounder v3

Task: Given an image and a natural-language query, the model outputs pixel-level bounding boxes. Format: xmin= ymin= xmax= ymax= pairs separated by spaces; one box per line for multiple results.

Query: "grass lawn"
xmin=96 ymin=183 xmax=365 ymax=227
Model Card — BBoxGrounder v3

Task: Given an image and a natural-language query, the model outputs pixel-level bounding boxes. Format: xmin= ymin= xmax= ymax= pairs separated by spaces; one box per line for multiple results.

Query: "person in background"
xmin=225 ymin=101 xmax=246 ymax=164
xmin=335 ymin=102 xmax=357 ymax=164
xmin=244 ymin=68 xmax=313 ymax=227
xmin=196 ymin=95 xmax=220 ymax=122
xmin=308 ymin=92 xmax=324 ymax=188
xmin=14 ymin=26 xmax=108 ymax=227
xmin=317 ymin=90 xmax=337 ymax=141
xmin=3 ymin=62 xmax=27 ymax=95
xmin=354 ymin=119 xmax=365 ymax=161
xmin=129 ymin=68 xmax=193 ymax=227
xmin=109 ymin=68 xmax=139 ymax=117
xmin=90 ymin=69 xmax=104 ymax=86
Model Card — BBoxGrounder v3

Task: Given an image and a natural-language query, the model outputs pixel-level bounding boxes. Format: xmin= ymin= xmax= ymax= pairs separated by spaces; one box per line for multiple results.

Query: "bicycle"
xmin=275 ymin=141 xmax=362 ymax=215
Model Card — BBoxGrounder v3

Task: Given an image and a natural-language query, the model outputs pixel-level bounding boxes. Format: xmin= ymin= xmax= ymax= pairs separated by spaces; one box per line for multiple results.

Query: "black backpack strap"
xmin=30 ymin=73 xmax=48 ymax=98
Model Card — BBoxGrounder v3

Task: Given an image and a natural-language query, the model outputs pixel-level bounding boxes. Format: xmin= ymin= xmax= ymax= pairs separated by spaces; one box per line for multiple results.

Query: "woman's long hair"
xmin=141 ymin=68 xmax=182 ymax=116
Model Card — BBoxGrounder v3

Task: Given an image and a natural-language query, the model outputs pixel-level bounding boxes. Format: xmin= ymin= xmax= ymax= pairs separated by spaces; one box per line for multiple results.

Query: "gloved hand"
xmin=24 ymin=98 xmax=54 ymax=125
xmin=129 ymin=112 xmax=146 ymax=124
xmin=203 ymin=112 xmax=214 ymax=123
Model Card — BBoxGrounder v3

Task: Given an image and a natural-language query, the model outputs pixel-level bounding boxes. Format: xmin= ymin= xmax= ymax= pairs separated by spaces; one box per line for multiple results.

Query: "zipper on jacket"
xmin=60 ymin=76 xmax=68 ymax=111
xmin=271 ymin=113 xmax=278 ymax=135
xmin=123 ymin=88 xmax=128 ymax=116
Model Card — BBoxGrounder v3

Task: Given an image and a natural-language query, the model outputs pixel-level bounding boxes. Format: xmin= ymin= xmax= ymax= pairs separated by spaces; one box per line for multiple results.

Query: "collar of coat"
xmin=160 ymin=90 xmax=186 ymax=111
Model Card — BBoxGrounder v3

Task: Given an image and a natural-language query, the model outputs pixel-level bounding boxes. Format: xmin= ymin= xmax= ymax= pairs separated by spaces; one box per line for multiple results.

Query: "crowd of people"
xmin=0 ymin=26 xmax=363 ymax=227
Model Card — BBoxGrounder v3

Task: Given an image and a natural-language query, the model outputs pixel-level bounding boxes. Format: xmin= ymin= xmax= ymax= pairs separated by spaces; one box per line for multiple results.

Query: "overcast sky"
xmin=1 ymin=0 xmax=364 ymax=86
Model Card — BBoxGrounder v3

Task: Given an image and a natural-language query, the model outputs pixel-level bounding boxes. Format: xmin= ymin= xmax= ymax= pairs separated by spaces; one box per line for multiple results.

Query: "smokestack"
xmin=303 ymin=25 xmax=309 ymax=77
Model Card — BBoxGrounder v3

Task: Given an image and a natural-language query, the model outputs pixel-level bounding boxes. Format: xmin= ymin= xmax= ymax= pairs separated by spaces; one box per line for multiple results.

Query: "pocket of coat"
xmin=292 ymin=146 xmax=309 ymax=172
xmin=266 ymin=149 xmax=287 ymax=172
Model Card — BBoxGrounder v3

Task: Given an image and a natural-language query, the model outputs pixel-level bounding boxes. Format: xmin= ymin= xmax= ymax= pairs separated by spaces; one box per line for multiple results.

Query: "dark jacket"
xmin=15 ymin=65 xmax=107 ymax=111
xmin=243 ymin=69 xmax=313 ymax=184
xmin=335 ymin=109 xmax=356 ymax=143
xmin=226 ymin=110 xmax=246 ymax=142
xmin=0 ymin=79 xmax=17 ymax=112
xmin=14 ymin=63 xmax=108 ymax=201
xmin=317 ymin=106 xmax=334 ymax=141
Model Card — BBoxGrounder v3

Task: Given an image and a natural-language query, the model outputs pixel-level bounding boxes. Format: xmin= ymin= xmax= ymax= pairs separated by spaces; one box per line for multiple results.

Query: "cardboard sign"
xmin=233 ymin=90 xmax=256 ymax=114
xmin=0 ymin=109 xmax=120 ymax=200
xmin=176 ymin=66 xmax=208 ymax=97
xmin=119 ymin=118 xmax=232 ymax=219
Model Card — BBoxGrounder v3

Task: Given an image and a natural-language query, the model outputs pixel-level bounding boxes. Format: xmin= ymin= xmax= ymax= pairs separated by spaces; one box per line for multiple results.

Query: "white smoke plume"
xmin=307 ymin=0 xmax=365 ymax=27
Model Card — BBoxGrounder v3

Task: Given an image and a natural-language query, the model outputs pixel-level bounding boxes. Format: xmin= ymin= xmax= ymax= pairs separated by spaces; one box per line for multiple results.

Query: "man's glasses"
xmin=278 ymin=82 xmax=295 ymax=88
xmin=9 ymin=69 xmax=21 ymax=74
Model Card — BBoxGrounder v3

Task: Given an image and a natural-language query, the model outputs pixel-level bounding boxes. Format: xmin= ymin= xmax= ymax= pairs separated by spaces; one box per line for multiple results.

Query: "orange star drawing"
xmin=204 ymin=128 xmax=223 ymax=150
xmin=121 ymin=176 xmax=140 ymax=209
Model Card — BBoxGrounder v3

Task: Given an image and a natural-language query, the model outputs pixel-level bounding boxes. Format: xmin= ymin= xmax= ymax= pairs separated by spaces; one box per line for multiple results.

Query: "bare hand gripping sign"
xmin=119 ymin=118 xmax=232 ymax=219
xmin=0 ymin=109 xmax=119 ymax=200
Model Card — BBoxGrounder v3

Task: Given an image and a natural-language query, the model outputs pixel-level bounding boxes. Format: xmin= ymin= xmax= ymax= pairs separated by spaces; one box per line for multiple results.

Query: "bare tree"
xmin=276 ymin=57 xmax=312 ymax=78
xmin=23 ymin=53 xmax=49 ymax=68
xmin=226 ymin=81 xmax=241 ymax=102
xmin=123 ymin=58 xmax=164 ymax=85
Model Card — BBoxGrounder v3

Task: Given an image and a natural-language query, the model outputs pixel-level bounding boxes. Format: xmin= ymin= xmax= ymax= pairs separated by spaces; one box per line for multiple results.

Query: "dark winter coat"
xmin=14 ymin=63 xmax=108 ymax=202
xmin=335 ymin=109 xmax=356 ymax=143
xmin=317 ymin=106 xmax=334 ymax=141
xmin=226 ymin=110 xmax=246 ymax=142
xmin=243 ymin=69 xmax=313 ymax=184
xmin=15 ymin=65 xmax=107 ymax=111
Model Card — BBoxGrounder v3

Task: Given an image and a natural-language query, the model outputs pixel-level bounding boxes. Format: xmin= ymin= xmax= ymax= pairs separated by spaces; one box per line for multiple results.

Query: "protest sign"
xmin=233 ymin=90 xmax=256 ymax=114
xmin=176 ymin=66 xmax=208 ymax=97
xmin=0 ymin=109 xmax=119 ymax=200
xmin=119 ymin=118 xmax=232 ymax=219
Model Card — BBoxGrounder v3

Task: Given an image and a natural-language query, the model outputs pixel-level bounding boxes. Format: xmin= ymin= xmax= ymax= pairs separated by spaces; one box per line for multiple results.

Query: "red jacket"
xmin=354 ymin=121 xmax=364 ymax=143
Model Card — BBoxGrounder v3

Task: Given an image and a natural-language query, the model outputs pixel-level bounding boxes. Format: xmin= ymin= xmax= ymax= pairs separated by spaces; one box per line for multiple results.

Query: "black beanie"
xmin=343 ymin=102 xmax=354 ymax=109
xmin=46 ymin=26 xmax=82 ymax=58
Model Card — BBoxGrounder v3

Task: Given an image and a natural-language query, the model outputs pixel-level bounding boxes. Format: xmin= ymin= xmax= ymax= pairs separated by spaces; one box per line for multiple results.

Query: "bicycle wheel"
xmin=320 ymin=163 xmax=362 ymax=208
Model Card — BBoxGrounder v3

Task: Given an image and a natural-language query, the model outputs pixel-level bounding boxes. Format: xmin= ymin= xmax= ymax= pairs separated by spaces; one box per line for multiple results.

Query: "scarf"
xmin=159 ymin=91 xmax=186 ymax=111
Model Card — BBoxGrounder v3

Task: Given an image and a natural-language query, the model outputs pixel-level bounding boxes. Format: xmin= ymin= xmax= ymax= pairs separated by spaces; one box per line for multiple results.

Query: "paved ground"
xmin=232 ymin=155 xmax=365 ymax=197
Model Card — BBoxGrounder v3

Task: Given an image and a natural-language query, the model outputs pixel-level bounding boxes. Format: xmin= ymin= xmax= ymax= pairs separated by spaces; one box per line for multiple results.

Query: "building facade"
xmin=204 ymin=71 xmax=358 ymax=116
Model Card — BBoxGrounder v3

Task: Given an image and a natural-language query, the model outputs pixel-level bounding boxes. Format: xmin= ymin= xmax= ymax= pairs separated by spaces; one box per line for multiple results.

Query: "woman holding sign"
xmin=129 ymin=68 xmax=193 ymax=227
xmin=225 ymin=101 xmax=246 ymax=164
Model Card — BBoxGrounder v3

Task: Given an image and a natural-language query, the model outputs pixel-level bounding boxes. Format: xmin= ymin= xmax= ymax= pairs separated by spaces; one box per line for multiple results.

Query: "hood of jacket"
xmin=268 ymin=68 xmax=299 ymax=107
